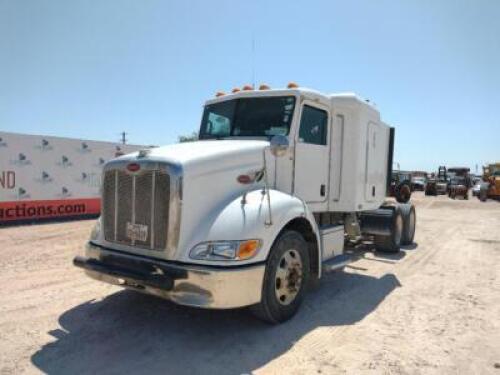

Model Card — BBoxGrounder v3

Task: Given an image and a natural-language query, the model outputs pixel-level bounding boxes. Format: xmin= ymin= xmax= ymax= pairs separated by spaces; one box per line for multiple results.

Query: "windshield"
xmin=199 ymin=96 xmax=296 ymax=139
xmin=451 ymin=177 xmax=466 ymax=185
xmin=399 ymin=173 xmax=410 ymax=181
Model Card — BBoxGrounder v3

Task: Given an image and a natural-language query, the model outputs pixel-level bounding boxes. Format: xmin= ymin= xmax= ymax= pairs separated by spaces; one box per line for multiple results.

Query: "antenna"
xmin=120 ymin=131 xmax=127 ymax=145
xmin=249 ymin=0 xmax=257 ymax=88
xmin=251 ymin=34 xmax=255 ymax=88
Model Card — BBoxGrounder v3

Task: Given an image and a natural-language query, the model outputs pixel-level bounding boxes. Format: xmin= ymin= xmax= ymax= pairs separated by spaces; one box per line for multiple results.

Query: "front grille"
xmin=102 ymin=168 xmax=170 ymax=250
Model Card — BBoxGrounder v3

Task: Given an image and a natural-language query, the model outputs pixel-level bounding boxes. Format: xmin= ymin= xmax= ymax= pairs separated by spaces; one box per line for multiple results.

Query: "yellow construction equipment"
xmin=479 ymin=163 xmax=500 ymax=201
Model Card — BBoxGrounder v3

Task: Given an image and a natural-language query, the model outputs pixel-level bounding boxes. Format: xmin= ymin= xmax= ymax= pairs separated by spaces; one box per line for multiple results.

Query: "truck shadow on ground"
xmin=31 ymin=271 xmax=401 ymax=375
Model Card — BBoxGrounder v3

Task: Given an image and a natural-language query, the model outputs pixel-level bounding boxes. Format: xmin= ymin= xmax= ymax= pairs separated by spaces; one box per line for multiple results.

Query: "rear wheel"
xmin=251 ymin=230 xmax=310 ymax=324
xmin=399 ymin=203 xmax=416 ymax=245
xmin=375 ymin=207 xmax=403 ymax=253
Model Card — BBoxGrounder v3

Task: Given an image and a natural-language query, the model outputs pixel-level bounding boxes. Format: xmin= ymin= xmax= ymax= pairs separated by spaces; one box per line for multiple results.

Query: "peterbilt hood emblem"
xmin=127 ymin=163 xmax=141 ymax=172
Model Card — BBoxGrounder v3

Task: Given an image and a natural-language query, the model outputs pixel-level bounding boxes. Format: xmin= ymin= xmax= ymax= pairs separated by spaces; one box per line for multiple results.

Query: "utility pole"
xmin=120 ymin=132 xmax=127 ymax=145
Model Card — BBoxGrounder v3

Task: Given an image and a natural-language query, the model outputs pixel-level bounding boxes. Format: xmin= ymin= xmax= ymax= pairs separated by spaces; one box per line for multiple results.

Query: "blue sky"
xmin=1 ymin=0 xmax=499 ymax=172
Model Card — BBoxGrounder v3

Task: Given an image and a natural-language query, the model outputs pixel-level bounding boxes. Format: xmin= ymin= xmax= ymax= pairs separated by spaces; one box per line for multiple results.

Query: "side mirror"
xmin=269 ymin=135 xmax=289 ymax=157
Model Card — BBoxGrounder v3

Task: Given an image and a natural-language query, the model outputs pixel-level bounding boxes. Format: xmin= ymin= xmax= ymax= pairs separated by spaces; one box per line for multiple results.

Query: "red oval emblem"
xmin=237 ymin=174 xmax=252 ymax=184
xmin=127 ymin=163 xmax=141 ymax=172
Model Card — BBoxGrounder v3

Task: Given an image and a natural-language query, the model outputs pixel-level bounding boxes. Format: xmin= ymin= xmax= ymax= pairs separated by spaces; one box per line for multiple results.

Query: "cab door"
xmin=293 ymin=101 xmax=330 ymax=204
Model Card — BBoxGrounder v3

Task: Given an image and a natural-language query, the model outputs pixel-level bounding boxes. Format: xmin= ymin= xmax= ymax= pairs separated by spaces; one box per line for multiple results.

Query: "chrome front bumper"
xmin=76 ymin=242 xmax=265 ymax=309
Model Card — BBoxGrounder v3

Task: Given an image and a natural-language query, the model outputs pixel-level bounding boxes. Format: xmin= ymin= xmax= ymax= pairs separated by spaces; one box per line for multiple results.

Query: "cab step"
xmin=321 ymin=254 xmax=353 ymax=272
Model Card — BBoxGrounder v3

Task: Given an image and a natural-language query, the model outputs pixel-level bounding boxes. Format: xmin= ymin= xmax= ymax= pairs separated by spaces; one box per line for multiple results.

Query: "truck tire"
xmin=396 ymin=184 xmax=411 ymax=203
xmin=479 ymin=187 xmax=488 ymax=202
xmin=251 ymin=230 xmax=310 ymax=324
xmin=374 ymin=207 xmax=403 ymax=253
xmin=399 ymin=203 xmax=416 ymax=245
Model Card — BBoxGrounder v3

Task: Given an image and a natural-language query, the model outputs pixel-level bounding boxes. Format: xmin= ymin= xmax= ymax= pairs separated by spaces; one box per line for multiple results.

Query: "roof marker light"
xmin=242 ymin=85 xmax=253 ymax=91
xmin=287 ymin=82 xmax=299 ymax=89
xmin=259 ymin=84 xmax=270 ymax=90
xmin=215 ymin=91 xmax=226 ymax=97
xmin=232 ymin=88 xmax=240 ymax=93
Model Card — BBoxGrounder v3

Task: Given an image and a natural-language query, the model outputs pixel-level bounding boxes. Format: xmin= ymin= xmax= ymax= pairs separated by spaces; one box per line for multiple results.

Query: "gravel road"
xmin=1 ymin=192 xmax=499 ymax=374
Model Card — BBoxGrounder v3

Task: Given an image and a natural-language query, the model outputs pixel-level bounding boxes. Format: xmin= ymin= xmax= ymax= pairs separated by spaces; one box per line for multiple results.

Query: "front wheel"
xmin=251 ymin=230 xmax=310 ymax=324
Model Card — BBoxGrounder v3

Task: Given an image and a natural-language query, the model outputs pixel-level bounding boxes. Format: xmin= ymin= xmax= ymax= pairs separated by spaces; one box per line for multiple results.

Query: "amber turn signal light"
xmin=237 ymin=240 xmax=261 ymax=260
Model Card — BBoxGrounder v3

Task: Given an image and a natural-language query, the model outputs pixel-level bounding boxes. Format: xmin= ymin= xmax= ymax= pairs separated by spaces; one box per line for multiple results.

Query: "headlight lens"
xmin=212 ymin=242 xmax=238 ymax=258
xmin=190 ymin=239 xmax=261 ymax=261
xmin=89 ymin=219 xmax=101 ymax=241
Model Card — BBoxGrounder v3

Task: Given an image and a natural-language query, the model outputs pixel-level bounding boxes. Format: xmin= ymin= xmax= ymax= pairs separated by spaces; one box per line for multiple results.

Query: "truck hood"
xmin=119 ymin=140 xmax=269 ymax=175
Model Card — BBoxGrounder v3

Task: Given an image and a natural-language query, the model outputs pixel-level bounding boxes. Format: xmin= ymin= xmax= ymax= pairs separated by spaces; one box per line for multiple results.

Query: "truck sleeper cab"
xmin=74 ymin=84 xmax=416 ymax=323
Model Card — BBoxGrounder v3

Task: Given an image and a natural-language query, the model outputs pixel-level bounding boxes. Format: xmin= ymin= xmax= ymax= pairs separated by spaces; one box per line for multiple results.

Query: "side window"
xmin=298 ymin=105 xmax=328 ymax=145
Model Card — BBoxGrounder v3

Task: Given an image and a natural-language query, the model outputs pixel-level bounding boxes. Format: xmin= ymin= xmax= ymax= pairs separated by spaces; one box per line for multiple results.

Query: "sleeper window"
xmin=298 ymin=105 xmax=328 ymax=145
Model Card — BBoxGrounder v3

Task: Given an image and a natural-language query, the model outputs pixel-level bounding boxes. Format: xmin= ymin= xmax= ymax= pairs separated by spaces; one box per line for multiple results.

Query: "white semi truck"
xmin=74 ymin=83 xmax=416 ymax=323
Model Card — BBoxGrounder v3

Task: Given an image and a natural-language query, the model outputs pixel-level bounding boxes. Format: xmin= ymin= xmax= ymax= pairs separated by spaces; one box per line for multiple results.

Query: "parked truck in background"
xmin=426 ymin=166 xmax=448 ymax=196
xmin=448 ymin=176 xmax=469 ymax=199
xmin=447 ymin=167 xmax=471 ymax=189
xmin=74 ymin=83 xmax=416 ymax=323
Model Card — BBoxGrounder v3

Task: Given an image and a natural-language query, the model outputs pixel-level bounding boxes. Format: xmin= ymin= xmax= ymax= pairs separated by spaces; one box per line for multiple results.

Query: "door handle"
xmin=320 ymin=184 xmax=326 ymax=196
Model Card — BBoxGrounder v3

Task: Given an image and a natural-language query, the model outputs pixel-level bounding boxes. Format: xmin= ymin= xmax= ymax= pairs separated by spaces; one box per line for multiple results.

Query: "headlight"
xmin=89 ymin=219 xmax=101 ymax=241
xmin=189 ymin=239 xmax=261 ymax=261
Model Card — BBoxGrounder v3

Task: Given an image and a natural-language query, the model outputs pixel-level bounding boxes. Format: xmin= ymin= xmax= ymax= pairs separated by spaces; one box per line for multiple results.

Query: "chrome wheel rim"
xmin=274 ymin=249 xmax=303 ymax=306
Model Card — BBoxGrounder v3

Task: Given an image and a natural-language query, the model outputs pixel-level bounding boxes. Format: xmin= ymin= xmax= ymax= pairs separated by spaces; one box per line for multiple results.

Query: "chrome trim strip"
xmin=113 ymin=170 xmax=118 ymax=241
xmin=131 ymin=174 xmax=136 ymax=246
xmin=150 ymin=171 xmax=156 ymax=250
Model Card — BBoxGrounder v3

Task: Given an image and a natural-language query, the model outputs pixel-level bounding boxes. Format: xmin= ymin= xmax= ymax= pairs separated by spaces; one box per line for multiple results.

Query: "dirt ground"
xmin=0 ymin=192 xmax=499 ymax=374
